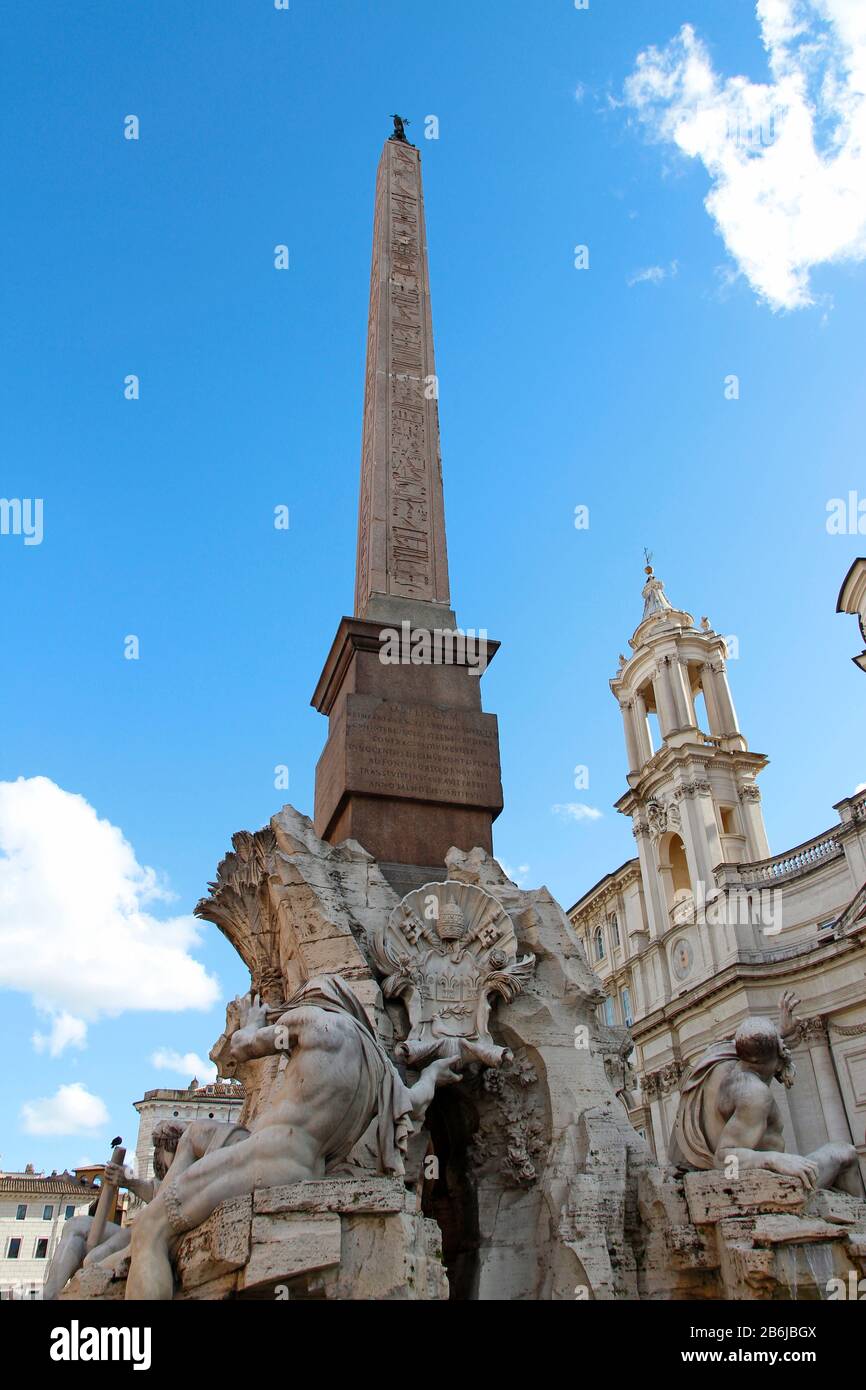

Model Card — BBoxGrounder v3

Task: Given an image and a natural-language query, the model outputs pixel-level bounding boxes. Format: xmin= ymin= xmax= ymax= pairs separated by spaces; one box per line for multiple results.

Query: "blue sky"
xmin=1 ymin=0 xmax=865 ymax=1173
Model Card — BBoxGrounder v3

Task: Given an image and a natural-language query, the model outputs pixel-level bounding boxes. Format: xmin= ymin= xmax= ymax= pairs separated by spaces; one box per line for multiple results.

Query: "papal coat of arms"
xmin=366 ymin=880 xmax=535 ymax=1068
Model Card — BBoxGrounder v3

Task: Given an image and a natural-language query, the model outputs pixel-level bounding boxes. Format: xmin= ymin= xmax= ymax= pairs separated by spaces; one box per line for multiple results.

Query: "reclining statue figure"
xmin=669 ymin=991 xmax=860 ymax=1195
xmin=126 ymin=974 xmax=462 ymax=1300
xmin=44 ymin=1120 xmax=184 ymax=1300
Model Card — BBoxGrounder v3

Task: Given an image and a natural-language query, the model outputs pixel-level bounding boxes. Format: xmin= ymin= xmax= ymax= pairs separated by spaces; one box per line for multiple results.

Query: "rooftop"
xmin=0 ymin=1170 xmax=98 ymax=1197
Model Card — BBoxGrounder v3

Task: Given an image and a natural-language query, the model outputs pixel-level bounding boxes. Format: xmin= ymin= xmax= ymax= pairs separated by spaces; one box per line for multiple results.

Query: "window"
xmin=610 ymin=913 xmax=620 ymax=947
xmin=6 ymin=1239 xmax=21 ymax=1260
xmin=603 ymin=997 xmax=615 ymax=1026
xmin=42 ymin=1205 xmax=53 ymax=1221
xmin=646 ymin=708 xmax=662 ymax=755
xmin=15 ymin=1204 xmax=27 ymax=1221
xmin=719 ymin=806 xmax=736 ymax=835
xmin=621 ymin=986 xmax=633 ymax=1028
xmin=34 ymin=1239 xmax=48 ymax=1260
xmin=64 ymin=1205 xmax=75 ymax=1221
xmin=594 ymin=926 xmax=606 ymax=961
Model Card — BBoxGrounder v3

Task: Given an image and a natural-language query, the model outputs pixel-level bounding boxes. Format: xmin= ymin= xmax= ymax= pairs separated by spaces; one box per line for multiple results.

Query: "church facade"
xmin=567 ymin=566 xmax=866 ymax=1189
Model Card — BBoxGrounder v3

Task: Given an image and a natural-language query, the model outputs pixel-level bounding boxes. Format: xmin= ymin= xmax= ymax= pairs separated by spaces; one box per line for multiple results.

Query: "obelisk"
xmin=312 ymin=122 xmax=503 ymax=892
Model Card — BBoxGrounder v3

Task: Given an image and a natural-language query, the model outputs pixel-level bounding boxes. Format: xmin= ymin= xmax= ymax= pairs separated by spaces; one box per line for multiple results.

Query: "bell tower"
xmin=611 ymin=565 xmax=770 ymax=944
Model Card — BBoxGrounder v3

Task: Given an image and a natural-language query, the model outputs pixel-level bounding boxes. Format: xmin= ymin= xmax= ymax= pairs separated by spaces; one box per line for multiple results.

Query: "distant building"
xmin=0 ymin=1168 xmax=97 ymax=1300
xmin=567 ymin=567 xmax=866 ymax=1187
xmin=132 ymin=1078 xmax=245 ymax=1182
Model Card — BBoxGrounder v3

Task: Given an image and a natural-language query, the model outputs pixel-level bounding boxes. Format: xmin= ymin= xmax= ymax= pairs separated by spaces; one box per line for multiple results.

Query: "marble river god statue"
xmin=125 ymin=973 xmax=463 ymax=1300
xmin=669 ymin=991 xmax=859 ymax=1194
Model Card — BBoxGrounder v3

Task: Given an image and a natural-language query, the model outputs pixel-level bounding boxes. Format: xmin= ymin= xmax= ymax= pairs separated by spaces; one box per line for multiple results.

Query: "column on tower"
xmin=699 ymin=661 xmax=725 ymax=737
xmin=632 ymin=820 xmax=669 ymax=943
xmin=738 ymin=787 xmax=771 ymax=859
xmin=710 ymin=660 xmax=741 ymax=737
xmin=632 ymin=688 xmax=653 ymax=763
xmin=620 ymin=699 xmax=641 ymax=774
xmin=670 ymin=657 xmax=696 ymax=730
xmin=652 ymin=658 xmax=679 ymax=738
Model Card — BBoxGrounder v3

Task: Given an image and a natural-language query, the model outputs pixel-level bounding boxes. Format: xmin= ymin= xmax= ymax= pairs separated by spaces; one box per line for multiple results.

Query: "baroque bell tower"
xmin=611 ymin=565 xmax=771 ymax=943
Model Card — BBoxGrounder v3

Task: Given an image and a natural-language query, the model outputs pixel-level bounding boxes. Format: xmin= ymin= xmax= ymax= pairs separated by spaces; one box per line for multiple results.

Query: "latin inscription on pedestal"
xmin=345 ymin=700 xmax=502 ymax=808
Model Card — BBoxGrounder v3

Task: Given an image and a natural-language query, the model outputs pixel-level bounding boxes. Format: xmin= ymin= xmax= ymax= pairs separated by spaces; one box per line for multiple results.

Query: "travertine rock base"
xmin=60 ymin=1177 xmax=447 ymax=1302
xmin=638 ymin=1167 xmax=866 ymax=1300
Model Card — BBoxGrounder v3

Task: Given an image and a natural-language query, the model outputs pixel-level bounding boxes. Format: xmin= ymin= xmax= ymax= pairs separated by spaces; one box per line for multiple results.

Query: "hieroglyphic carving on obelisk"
xmin=354 ymin=138 xmax=451 ymax=619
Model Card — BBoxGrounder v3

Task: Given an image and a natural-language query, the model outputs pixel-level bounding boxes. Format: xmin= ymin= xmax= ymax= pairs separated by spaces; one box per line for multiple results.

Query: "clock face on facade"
xmin=671 ymin=937 xmax=693 ymax=981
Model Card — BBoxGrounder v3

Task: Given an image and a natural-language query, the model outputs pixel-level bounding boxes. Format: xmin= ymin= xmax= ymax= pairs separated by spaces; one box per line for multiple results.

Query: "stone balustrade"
xmin=729 ymin=831 xmax=844 ymax=887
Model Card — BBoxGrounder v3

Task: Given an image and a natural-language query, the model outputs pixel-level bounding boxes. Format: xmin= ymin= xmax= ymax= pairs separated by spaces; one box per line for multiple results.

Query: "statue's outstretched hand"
xmin=779 ymin=990 xmax=800 ymax=1038
xmin=407 ymin=1053 xmax=463 ymax=1122
xmin=426 ymin=1055 xmax=464 ymax=1089
xmin=238 ymin=991 xmax=269 ymax=1032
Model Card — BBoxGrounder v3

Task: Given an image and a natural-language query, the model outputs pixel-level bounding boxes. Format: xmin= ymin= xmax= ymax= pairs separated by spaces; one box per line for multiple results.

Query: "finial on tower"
xmin=640 ymin=554 xmax=673 ymax=622
xmin=389 ymin=114 xmax=411 ymax=144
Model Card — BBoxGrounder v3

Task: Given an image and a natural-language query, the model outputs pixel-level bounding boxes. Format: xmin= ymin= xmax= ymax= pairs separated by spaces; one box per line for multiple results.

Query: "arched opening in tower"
xmin=669 ymin=834 xmax=691 ymax=897
xmin=658 ymin=830 xmax=695 ymax=924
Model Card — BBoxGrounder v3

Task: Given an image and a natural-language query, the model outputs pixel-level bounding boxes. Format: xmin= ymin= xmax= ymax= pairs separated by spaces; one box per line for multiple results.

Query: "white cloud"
xmin=624 ymin=1 xmax=866 ymax=310
xmin=151 ymin=1048 xmax=217 ymax=1084
xmin=627 ymin=260 xmax=679 ymax=287
xmin=0 ymin=778 xmax=220 ymax=1034
xmin=20 ymin=1082 xmax=109 ymax=1136
xmin=32 ymin=1011 xmax=87 ymax=1058
xmin=552 ymin=803 xmax=604 ymax=823
xmin=574 ymin=82 xmax=587 ymax=104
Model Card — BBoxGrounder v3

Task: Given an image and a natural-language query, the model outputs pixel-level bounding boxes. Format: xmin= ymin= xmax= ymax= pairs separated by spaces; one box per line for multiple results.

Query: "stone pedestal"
xmin=638 ymin=1166 xmax=866 ymax=1300
xmin=312 ymin=616 xmax=502 ymax=879
xmin=59 ymin=1177 xmax=448 ymax=1302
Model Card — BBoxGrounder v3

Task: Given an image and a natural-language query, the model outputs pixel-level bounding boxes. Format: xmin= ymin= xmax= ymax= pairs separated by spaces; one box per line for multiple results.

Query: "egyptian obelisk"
xmin=312 ymin=122 xmax=503 ymax=892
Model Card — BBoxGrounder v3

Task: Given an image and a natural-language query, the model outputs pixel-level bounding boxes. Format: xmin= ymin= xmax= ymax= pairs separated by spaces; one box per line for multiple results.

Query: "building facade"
xmin=0 ymin=1169 xmax=97 ymax=1299
xmin=132 ymin=1079 xmax=245 ymax=1182
xmin=568 ymin=567 xmax=866 ymax=1188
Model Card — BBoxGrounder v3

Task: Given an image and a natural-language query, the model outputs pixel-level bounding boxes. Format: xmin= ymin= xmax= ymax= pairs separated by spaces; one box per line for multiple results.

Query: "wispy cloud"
xmin=623 ymin=2 xmax=866 ymax=311
xmin=552 ymin=803 xmax=603 ymax=823
xmin=32 ymin=1012 xmax=87 ymax=1059
xmin=627 ymin=259 xmax=679 ymax=287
